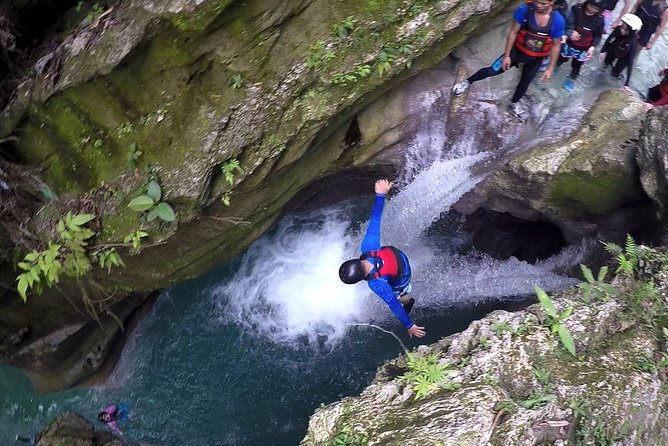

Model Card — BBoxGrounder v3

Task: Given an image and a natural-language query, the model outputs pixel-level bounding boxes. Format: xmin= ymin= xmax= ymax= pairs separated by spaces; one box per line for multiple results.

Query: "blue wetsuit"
xmin=361 ymin=194 xmax=414 ymax=329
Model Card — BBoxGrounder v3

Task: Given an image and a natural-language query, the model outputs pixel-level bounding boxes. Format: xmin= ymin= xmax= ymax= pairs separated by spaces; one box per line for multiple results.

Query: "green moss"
xmin=171 ymin=0 xmax=234 ymax=33
xmin=549 ymin=171 xmax=639 ymax=215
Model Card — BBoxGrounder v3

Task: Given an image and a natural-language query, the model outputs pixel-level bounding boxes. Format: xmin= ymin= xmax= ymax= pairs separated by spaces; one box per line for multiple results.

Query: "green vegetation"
xmin=222 ymin=158 xmax=242 ymax=185
xmin=332 ymin=17 xmax=356 ymax=39
xmin=126 ymin=143 xmax=142 ymax=170
xmin=491 ymin=321 xmax=512 ymax=336
xmin=578 ymin=264 xmax=615 ymax=303
xmin=534 ymin=285 xmax=577 ymax=356
xmin=230 ymin=74 xmax=244 ymax=89
xmin=603 ymin=235 xmax=639 ymax=277
xmin=400 ymin=352 xmax=456 ymax=400
xmin=123 ymin=230 xmax=149 ymax=252
xmin=306 ymin=40 xmax=336 ymax=70
xmin=127 ymin=180 xmax=176 ymax=223
xmin=16 ymin=213 xmax=124 ymax=301
xmin=520 ymin=389 xmax=556 ymax=409
xmin=532 ymin=366 xmax=551 ymax=385
xmin=324 ymin=426 xmax=368 ymax=446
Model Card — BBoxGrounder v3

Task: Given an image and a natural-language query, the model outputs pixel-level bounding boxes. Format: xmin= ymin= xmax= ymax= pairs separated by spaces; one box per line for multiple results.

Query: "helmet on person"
xmin=621 ymin=13 xmax=643 ymax=31
xmin=339 ymin=259 xmax=366 ymax=284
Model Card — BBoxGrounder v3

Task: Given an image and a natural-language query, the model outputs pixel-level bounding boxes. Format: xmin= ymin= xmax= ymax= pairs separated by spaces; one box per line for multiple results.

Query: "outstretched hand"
xmin=408 ymin=324 xmax=426 ymax=338
xmin=374 ymin=179 xmax=393 ymax=195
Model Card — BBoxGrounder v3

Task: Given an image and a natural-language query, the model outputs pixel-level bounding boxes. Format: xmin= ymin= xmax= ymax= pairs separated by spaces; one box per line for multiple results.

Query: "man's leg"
xmin=604 ymin=52 xmax=615 ymax=67
xmin=453 ymin=54 xmax=508 ymax=95
xmin=611 ymin=57 xmax=628 ymax=79
xmin=570 ymin=58 xmax=584 ymax=80
xmin=511 ymin=56 xmax=542 ymax=103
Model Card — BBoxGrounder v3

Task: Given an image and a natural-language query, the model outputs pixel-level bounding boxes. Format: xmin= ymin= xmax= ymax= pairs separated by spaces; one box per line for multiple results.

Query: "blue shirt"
xmin=514 ymin=4 xmax=566 ymax=38
xmin=360 ymin=194 xmax=414 ymax=329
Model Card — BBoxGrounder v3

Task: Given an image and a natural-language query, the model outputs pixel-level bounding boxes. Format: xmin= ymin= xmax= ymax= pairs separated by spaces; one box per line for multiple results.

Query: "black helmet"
xmin=339 ymin=259 xmax=366 ymax=284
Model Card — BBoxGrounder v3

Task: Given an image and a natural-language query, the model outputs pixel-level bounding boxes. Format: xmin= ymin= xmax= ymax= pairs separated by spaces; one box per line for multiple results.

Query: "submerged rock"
xmin=35 ymin=412 xmax=139 ymax=446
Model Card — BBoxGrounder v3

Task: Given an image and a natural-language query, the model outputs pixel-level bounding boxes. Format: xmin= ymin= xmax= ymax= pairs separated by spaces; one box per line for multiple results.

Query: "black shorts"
xmin=638 ymin=33 xmax=652 ymax=47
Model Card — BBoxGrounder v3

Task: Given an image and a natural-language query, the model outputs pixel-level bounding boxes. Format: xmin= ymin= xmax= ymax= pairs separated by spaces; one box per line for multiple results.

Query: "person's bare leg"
xmin=399 ymin=295 xmax=411 ymax=305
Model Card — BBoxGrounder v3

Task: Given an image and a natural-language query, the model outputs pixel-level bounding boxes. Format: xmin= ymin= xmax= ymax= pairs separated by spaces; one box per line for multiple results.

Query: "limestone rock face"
xmin=636 ymin=106 xmax=668 ymax=221
xmin=456 ymin=89 xmax=654 ymax=242
xmin=0 ymin=0 xmax=515 ymax=390
xmin=301 ymin=249 xmax=668 ymax=445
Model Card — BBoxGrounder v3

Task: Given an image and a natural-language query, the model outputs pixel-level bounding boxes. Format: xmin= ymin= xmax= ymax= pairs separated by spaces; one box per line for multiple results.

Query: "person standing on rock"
xmin=338 ymin=179 xmax=426 ymax=338
xmin=613 ymin=0 xmax=668 ymax=52
xmin=598 ymin=13 xmax=642 ymax=85
xmin=451 ymin=0 xmax=566 ymax=121
xmin=557 ymin=0 xmax=605 ymax=92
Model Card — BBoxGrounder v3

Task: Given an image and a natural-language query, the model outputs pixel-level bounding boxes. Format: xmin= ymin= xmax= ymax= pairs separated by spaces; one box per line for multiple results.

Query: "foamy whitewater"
xmin=211 ymin=151 xmax=579 ymax=345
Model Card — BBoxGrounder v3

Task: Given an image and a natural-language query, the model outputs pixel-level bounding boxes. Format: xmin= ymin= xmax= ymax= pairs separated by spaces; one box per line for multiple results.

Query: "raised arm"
xmin=612 ymin=0 xmax=637 ymax=26
xmin=360 ymin=180 xmax=392 ymax=253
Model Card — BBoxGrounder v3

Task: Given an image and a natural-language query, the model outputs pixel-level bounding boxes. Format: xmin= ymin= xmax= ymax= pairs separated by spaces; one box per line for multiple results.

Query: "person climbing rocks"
xmin=540 ymin=0 xmax=572 ymax=72
xmin=598 ymin=13 xmax=642 ymax=85
xmin=451 ymin=0 xmax=566 ymax=122
xmin=613 ymin=0 xmax=668 ymax=51
xmin=98 ymin=402 xmax=130 ymax=435
xmin=557 ymin=0 xmax=605 ymax=92
xmin=647 ymin=67 xmax=668 ymax=106
xmin=338 ymin=179 xmax=426 ymax=338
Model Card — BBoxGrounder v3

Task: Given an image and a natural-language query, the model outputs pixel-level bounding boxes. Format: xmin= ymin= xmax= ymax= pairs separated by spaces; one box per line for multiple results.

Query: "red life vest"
xmin=360 ymin=246 xmax=405 ymax=281
xmin=570 ymin=4 xmax=603 ymax=49
xmin=515 ymin=4 xmax=555 ymax=57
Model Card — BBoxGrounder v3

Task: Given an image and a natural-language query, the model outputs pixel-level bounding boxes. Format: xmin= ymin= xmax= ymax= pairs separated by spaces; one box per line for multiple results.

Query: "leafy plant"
xmin=324 ymin=426 xmax=367 ymax=446
xmin=127 ymin=180 xmax=176 ymax=223
xmin=331 ymin=72 xmax=358 ymax=86
xmin=602 ymin=234 xmax=639 ymax=276
xmin=479 ymin=337 xmax=491 ymax=349
xmin=577 ymin=264 xmax=616 ymax=303
xmin=123 ymin=230 xmax=149 ymax=251
xmin=354 ymin=64 xmax=371 ymax=78
xmin=521 ymin=389 xmax=556 ymax=409
xmin=96 ymin=248 xmax=124 ymax=273
xmin=535 ymin=285 xmax=577 ymax=356
xmin=533 ymin=366 xmax=551 ymax=385
xmin=306 ymin=40 xmax=335 ymax=70
xmin=230 ymin=74 xmax=244 ymax=89
xmin=491 ymin=321 xmax=512 ymax=336
xmin=494 ymin=400 xmax=517 ymax=414
xmin=332 ymin=16 xmax=355 ymax=38
xmin=400 ymin=353 xmax=454 ymax=400
xmin=375 ymin=47 xmax=397 ymax=76
xmin=222 ymin=158 xmax=242 ymax=186
xmin=16 ymin=213 xmax=123 ymax=301
xmin=126 ymin=143 xmax=142 ymax=170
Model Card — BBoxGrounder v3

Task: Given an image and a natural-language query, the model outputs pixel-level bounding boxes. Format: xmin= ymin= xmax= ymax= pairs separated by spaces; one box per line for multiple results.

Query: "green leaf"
xmin=17 ymin=275 xmax=29 ymax=302
xmin=70 ymin=214 xmax=95 ymax=227
xmin=123 ymin=234 xmax=133 ymax=244
xmin=146 ymin=180 xmax=162 ymax=202
xmin=128 ymin=195 xmax=155 ymax=212
xmin=559 ymin=306 xmax=573 ymax=320
xmin=597 ymin=266 xmax=608 ymax=282
xmin=580 ymin=264 xmax=595 ymax=284
xmin=534 ymin=285 xmax=557 ymax=318
xmin=558 ymin=325 xmax=576 ymax=356
xmin=18 ymin=262 xmax=32 ymax=271
xmin=24 ymin=251 xmax=39 ymax=262
xmin=155 ymin=202 xmax=176 ymax=222
xmin=137 ymin=230 xmax=148 ymax=238
xmin=146 ymin=207 xmax=159 ymax=222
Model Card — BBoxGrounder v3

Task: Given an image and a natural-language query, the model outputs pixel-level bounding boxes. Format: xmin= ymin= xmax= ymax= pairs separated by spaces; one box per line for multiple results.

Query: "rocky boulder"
xmin=301 ymin=246 xmax=668 ymax=445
